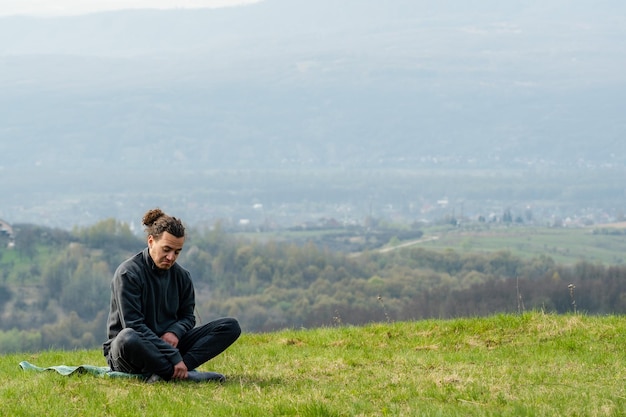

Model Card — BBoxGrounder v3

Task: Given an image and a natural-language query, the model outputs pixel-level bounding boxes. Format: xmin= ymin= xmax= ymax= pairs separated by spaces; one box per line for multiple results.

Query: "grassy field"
xmin=236 ymin=224 xmax=626 ymax=266
xmin=1 ymin=312 xmax=625 ymax=416
xmin=410 ymin=225 xmax=626 ymax=265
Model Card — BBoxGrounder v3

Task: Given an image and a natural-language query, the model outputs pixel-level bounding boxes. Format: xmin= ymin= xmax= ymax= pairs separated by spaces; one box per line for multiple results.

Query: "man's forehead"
xmin=158 ymin=232 xmax=185 ymax=249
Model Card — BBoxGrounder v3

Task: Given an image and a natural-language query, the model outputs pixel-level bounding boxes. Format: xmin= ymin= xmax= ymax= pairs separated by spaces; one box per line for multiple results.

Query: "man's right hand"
xmin=172 ymin=361 xmax=188 ymax=380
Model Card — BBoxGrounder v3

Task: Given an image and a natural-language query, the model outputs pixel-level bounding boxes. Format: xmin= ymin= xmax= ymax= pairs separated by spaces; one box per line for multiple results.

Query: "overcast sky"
xmin=0 ymin=0 xmax=262 ymax=17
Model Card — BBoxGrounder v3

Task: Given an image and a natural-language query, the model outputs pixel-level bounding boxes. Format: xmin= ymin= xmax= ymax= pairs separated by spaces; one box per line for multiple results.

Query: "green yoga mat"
xmin=19 ymin=360 xmax=143 ymax=379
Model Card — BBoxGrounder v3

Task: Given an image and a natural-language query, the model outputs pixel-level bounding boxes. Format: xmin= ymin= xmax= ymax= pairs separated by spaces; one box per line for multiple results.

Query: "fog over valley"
xmin=1 ymin=0 xmax=625 ymax=229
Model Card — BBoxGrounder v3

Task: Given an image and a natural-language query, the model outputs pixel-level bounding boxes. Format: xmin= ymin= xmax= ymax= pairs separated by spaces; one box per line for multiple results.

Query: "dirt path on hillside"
xmin=350 ymin=236 xmax=439 ymax=257
xmin=377 ymin=236 xmax=440 ymax=253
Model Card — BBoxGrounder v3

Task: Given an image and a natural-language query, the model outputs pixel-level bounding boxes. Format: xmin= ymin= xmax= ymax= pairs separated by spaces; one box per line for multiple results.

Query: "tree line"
xmin=1 ymin=219 xmax=625 ymax=353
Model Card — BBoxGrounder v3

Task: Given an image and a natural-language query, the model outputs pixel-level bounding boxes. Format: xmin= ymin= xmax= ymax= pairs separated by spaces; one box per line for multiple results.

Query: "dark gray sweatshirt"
xmin=102 ymin=248 xmax=196 ymax=366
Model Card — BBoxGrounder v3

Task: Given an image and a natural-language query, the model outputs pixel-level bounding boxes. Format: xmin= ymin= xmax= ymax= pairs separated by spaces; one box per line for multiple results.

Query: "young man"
xmin=103 ymin=208 xmax=241 ymax=383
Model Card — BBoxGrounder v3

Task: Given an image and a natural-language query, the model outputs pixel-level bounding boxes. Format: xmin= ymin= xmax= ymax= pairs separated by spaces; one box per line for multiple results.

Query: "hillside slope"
xmin=1 ymin=0 xmax=625 ymax=172
xmin=2 ymin=313 xmax=625 ymax=416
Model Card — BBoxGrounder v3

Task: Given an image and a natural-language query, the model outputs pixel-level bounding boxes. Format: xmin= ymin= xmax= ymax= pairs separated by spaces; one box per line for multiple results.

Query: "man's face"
xmin=148 ymin=231 xmax=185 ymax=270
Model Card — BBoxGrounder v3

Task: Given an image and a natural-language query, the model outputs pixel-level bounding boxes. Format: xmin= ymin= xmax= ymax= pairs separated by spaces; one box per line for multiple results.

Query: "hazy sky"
xmin=0 ymin=0 xmax=262 ymax=17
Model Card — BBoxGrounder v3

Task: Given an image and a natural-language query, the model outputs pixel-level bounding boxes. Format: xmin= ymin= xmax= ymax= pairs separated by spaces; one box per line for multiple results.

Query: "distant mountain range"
xmin=1 ymin=0 xmax=625 ymax=227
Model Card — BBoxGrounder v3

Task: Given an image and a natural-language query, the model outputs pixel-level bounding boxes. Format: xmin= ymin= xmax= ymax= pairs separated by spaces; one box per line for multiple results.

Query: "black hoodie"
xmin=102 ymin=248 xmax=196 ymax=366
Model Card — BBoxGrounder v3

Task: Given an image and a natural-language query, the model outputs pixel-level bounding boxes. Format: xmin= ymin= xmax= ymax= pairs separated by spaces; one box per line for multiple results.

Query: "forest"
xmin=1 ymin=219 xmax=626 ymax=353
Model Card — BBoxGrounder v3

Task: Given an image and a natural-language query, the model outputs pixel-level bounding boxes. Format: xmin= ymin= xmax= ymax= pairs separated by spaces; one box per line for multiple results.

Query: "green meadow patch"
xmin=1 ymin=312 xmax=625 ymax=416
xmin=418 ymin=226 xmax=626 ymax=265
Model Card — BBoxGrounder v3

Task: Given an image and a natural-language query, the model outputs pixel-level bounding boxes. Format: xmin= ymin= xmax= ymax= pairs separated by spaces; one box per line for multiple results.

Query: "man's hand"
xmin=161 ymin=332 xmax=179 ymax=348
xmin=172 ymin=361 xmax=188 ymax=380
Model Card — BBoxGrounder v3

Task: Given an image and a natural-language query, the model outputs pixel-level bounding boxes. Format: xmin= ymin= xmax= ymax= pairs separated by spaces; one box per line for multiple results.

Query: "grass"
xmin=416 ymin=226 xmax=626 ymax=265
xmin=0 ymin=243 xmax=58 ymax=285
xmin=235 ymin=224 xmax=626 ymax=266
xmin=2 ymin=312 xmax=626 ymax=416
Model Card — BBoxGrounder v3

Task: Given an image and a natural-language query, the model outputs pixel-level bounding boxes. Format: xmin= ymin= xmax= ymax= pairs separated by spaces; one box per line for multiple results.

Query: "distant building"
xmin=0 ymin=219 xmax=15 ymax=248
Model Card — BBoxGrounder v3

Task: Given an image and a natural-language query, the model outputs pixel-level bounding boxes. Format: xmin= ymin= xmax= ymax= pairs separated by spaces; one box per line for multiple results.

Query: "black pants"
xmin=106 ymin=317 xmax=241 ymax=380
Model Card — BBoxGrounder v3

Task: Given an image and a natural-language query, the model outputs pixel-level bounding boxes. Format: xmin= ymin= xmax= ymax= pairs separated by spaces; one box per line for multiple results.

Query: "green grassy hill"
xmin=409 ymin=225 xmax=626 ymax=265
xmin=2 ymin=312 xmax=625 ymax=416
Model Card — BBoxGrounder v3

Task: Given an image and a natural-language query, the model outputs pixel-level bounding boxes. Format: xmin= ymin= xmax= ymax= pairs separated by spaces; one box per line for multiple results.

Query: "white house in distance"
xmin=0 ymin=219 xmax=15 ymax=248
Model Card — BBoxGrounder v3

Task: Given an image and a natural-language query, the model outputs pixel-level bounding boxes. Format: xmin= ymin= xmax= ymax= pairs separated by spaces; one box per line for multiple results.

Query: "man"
xmin=103 ymin=208 xmax=241 ymax=383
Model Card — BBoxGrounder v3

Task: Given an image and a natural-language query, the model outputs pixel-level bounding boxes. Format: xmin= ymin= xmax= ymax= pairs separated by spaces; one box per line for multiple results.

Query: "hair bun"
xmin=142 ymin=208 xmax=165 ymax=226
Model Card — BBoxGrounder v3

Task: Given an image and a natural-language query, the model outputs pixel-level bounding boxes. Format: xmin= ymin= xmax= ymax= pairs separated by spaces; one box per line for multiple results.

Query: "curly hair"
xmin=142 ymin=208 xmax=185 ymax=239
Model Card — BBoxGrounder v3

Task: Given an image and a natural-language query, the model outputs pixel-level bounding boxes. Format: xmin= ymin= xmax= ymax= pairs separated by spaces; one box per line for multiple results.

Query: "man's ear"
xmin=147 ymin=235 xmax=154 ymax=247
